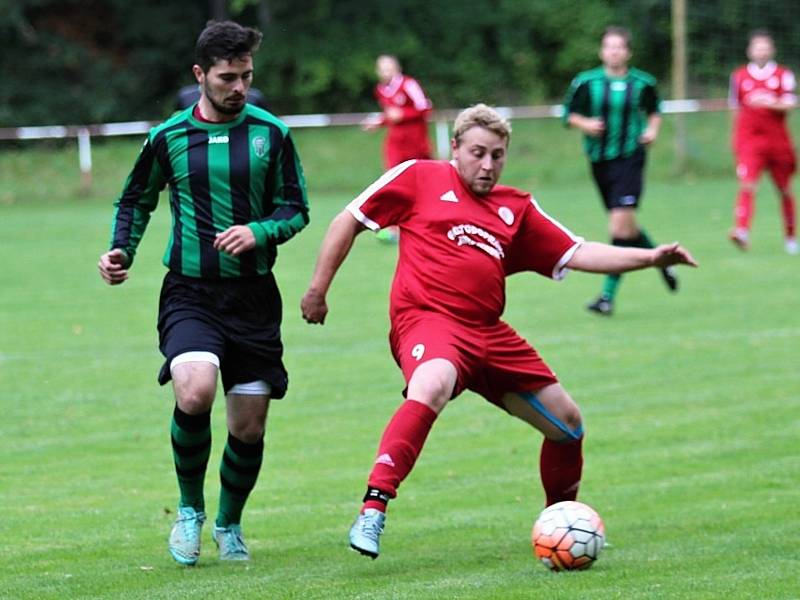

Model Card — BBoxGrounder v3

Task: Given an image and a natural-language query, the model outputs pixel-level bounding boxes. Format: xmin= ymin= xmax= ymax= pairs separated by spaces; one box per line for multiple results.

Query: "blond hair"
xmin=452 ymin=104 xmax=512 ymax=146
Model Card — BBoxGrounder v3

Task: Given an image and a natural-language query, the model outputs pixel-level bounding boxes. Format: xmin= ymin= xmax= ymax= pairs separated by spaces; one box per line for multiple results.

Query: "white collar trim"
xmin=747 ymin=61 xmax=777 ymax=80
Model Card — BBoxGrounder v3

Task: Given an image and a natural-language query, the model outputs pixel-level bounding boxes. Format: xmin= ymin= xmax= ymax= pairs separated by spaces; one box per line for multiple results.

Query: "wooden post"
xmin=672 ymin=0 xmax=688 ymax=173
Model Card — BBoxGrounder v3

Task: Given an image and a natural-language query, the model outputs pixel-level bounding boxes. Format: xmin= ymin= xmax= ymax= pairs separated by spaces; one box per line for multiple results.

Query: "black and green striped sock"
xmin=600 ymin=237 xmax=634 ymax=301
xmin=216 ymin=433 xmax=264 ymax=527
xmin=632 ymin=229 xmax=655 ymax=249
xmin=170 ymin=405 xmax=211 ymax=512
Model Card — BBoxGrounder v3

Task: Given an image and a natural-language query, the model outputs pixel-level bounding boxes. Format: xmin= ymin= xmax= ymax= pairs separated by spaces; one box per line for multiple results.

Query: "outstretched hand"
xmin=652 ymin=242 xmax=698 ymax=269
xmin=301 ymin=288 xmax=328 ymax=324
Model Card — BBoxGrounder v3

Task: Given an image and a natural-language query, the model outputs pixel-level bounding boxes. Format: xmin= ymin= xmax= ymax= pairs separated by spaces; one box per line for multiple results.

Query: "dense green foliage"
xmin=1 ymin=113 xmax=799 ymax=598
xmin=3 ymin=0 xmax=800 ymax=126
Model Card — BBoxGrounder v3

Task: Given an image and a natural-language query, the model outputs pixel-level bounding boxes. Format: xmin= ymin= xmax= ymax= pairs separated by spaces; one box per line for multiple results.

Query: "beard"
xmin=204 ymin=82 xmax=245 ymax=116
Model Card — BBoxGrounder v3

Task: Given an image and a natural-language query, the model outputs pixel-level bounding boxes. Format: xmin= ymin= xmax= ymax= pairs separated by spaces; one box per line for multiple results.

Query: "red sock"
xmin=781 ymin=192 xmax=796 ymax=238
xmin=734 ymin=188 xmax=754 ymax=231
xmin=540 ymin=436 xmax=584 ymax=506
xmin=362 ymin=399 xmax=438 ymax=512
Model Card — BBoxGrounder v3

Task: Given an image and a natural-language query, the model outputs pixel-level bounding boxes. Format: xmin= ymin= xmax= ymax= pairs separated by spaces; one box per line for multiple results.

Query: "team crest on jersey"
xmin=252 ymin=136 xmax=267 ymax=158
xmin=395 ymin=92 xmax=407 ymax=105
xmin=498 ymin=206 xmax=514 ymax=226
xmin=767 ymin=76 xmax=779 ymax=89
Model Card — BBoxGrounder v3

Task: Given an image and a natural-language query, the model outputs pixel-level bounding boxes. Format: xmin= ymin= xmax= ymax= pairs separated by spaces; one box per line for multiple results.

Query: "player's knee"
xmin=407 ymin=360 xmax=457 ymax=413
xmin=562 ymin=406 xmax=583 ymax=434
xmin=409 ymin=380 xmax=450 ymax=413
xmin=229 ymin=423 xmax=265 ymax=444
xmin=175 ymin=384 xmax=215 ymax=414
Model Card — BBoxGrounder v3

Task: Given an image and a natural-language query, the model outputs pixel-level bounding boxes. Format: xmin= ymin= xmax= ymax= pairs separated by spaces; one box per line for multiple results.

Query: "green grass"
xmin=1 ymin=112 xmax=799 ymax=599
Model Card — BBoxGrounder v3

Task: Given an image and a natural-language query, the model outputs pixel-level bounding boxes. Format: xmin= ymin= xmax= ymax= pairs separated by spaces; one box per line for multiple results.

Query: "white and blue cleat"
xmin=168 ymin=506 xmax=206 ymax=566
xmin=213 ymin=523 xmax=250 ymax=561
xmin=349 ymin=508 xmax=386 ymax=559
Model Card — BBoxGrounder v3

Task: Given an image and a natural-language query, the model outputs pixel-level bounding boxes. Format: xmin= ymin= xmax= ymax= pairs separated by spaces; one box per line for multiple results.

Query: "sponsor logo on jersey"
xmin=498 ymin=206 xmax=514 ymax=225
xmin=611 ymin=81 xmax=627 ymax=92
xmin=252 ymin=136 xmax=267 ymax=157
xmin=439 ymin=190 xmax=459 ymax=202
xmin=208 ymin=135 xmax=229 ymax=144
xmin=446 ymin=223 xmax=505 ymax=259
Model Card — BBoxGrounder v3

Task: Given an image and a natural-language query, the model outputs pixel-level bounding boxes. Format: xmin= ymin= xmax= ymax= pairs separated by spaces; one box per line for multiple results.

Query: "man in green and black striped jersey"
xmin=564 ymin=26 xmax=677 ymax=316
xmin=98 ymin=21 xmax=309 ymax=565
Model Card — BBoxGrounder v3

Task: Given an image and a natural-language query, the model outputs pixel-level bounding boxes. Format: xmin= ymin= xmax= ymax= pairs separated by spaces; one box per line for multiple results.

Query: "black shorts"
xmin=156 ymin=271 xmax=288 ymax=398
xmin=590 ymin=147 xmax=646 ymax=210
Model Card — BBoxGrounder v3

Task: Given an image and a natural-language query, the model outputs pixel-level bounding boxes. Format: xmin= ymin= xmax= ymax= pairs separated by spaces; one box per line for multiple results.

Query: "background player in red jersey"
xmin=362 ymin=54 xmax=434 ymax=243
xmin=362 ymin=54 xmax=433 ymax=169
xmin=729 ymin=30 xmax=798 ymax=254
xmin=301 ymin=104 xmax=697 ymax=560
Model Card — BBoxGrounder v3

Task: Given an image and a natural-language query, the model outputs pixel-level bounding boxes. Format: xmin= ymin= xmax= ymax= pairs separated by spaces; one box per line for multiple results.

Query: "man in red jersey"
xmin=362 ymin=54 xmax=434 ymax=243
xmin=301 ymin=104 xmax=697 ymax=559
xmin=362 ymin=54 xmax=433 ymax=169
xmin=729 ymin=30 xmax=798 ymax=254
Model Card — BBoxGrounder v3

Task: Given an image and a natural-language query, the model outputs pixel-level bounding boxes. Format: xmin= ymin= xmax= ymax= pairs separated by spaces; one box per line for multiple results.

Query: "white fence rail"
xmin=0 ymin=99 xmax=729 ymax=189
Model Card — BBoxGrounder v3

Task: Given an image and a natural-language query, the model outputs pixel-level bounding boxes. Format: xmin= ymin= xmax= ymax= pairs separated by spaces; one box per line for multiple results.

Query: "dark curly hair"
xmin=195 ymin=21 xmax=263 ymax=73
xmin=602 ymin=25 xmax=632 ymax=48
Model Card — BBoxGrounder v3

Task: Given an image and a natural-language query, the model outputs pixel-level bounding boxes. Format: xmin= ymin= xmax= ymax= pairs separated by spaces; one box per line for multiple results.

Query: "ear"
xmin=192 ymin=64 xmax=204 ymax=84
xmin=450 ymin=138 xmax=459 ymax=155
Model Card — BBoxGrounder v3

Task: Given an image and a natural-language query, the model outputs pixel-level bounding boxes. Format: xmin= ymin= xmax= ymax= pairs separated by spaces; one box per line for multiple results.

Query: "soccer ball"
xmin=531 ymin=501 xmax=605 ymax=571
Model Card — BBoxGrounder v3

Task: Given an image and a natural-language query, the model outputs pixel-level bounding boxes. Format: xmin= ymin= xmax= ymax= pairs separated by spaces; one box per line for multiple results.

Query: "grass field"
xmin=1 ymin=113 xmax=798 ymax=599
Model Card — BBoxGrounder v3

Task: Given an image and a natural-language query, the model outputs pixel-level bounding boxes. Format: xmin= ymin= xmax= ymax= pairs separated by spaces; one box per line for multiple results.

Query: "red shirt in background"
xmin=375 ymin=74 xmax=433 ymax=168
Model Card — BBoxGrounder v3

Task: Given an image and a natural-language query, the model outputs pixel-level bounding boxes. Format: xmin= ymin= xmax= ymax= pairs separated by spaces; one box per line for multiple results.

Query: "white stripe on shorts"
xmin=170 ymin=351 xmax=220 ymax=371
xmin=228 ymin=380 xmax=272 ymax=396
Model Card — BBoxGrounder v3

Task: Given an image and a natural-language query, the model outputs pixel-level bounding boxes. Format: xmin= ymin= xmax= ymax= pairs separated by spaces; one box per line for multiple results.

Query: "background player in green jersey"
xmin=564 ymin=26 xmax=677 ymax=316
xmin=98 ymin=21 xmax=309 ymax=565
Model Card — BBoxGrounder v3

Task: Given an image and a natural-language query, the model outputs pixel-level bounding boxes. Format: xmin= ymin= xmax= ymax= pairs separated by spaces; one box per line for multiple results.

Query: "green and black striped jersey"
xmin=564 ymin=67 xmax=661 ymax=162
xmin=110 ymin=104 xmax=309 ymax=278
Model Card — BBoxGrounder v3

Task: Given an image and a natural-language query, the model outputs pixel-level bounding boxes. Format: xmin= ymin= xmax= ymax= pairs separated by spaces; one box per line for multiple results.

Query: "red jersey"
xmin=347 ymin=160 xmax=583 ymax=325
xmin=729 ymin=61 xmax=797 ymax=152
xmin=375 ymin=74 xmax=433 ymax=167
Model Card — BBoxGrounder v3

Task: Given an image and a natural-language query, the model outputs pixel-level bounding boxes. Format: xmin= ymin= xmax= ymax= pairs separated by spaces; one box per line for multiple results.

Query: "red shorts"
xmin=389 ymin=310 xmax=558 ymax=408
xmin=735 ymin=143 xmax=797 ymax=188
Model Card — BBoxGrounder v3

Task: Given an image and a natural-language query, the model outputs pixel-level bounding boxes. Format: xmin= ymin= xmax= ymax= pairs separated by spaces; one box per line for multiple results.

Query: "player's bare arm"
xmin=567 ymin=113 xmax=605 ymax=137
xmin=213 ymin=225 xmax=256 ymax=256
xmin=567 ymin=241 xmax=698 ymax=274
xmin=98 ymin=248 xmax=130 ymax=285
xmin=361 ymin=114 xmax=383 ymax=131
xmin=638 ymin=114 xmax=662 ymax=145
xmin=301 ymin=210 xmax=367 ymax=324
xmin=748 ymin=96 xmax=796 ymax=112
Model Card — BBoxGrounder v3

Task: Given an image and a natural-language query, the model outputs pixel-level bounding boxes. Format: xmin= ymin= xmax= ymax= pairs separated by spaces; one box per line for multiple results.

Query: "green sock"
xmin=601 ymin=273 xmax=621 ymax=300
xmin=217 ymin=433 xmax=264 ymax=527
xmin=600 ymin=236 xmax=633 ymax=301
xmin=171 ymin=406 xmax=211 ymax=512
